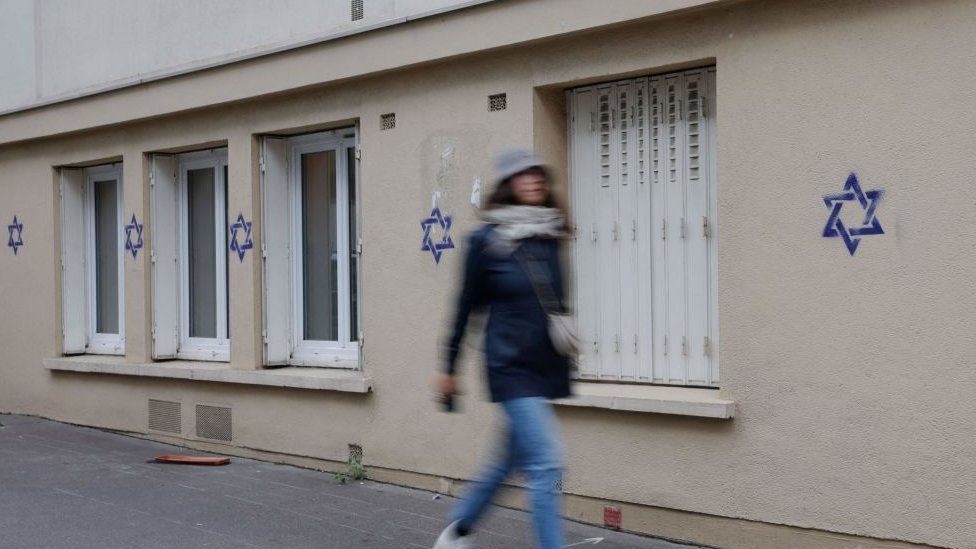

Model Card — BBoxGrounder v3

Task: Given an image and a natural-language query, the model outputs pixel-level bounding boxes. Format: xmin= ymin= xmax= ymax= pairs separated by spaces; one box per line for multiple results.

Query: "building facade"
xmin=1 ymin=1 xmax=974 ymax=547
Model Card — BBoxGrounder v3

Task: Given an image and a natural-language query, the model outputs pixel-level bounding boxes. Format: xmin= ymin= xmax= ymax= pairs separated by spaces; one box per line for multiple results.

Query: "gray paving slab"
xmin=0 ymin=414 xmax=698 ymax=549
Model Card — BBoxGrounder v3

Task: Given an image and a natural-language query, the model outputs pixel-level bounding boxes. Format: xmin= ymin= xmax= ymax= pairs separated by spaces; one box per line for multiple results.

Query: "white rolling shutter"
xmin=569 ymin=67 xmax=718 ymax=386
xmin=60 ymin=168 xmax=87 ymax=354
xmin=150 ymin=154 xmax=179 ymax=359
xmin=260 ymin=137 xmax=291 ymax=365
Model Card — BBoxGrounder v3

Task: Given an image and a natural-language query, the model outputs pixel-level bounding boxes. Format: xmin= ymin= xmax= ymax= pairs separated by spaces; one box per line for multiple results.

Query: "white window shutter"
xmin=616 ymin=80 xmax=640 ymax=381
xmin=648 ymin=76 xmax=670 ymax=383
xmin=261 ymin=137 xmax=291 ymax=365
xmin=635 ymin=78 xmax=655 ymax=382
xmin=60 ymin=168 xmax=87 ymax=354
xmin=683 ymin=69 xmax=711 ymax=385
xmin=594 ymin=84 xmax=621 ymax=379
xmin=569 ymin=87 xmax=599 ymax=379
xmin=663 ymin=74 xmax=689 ymax=384
xmin=150 ymin=154 xmax=179 ymax=359
xmin=570 ymin=67 xmax=718 ymax=387
xmin=706 ymin=67 xmax=719 ymax=386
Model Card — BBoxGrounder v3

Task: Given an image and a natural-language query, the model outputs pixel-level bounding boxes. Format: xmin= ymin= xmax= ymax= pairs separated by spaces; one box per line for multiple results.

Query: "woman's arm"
xmin=443 ymin=230 xmax=487 ymax=374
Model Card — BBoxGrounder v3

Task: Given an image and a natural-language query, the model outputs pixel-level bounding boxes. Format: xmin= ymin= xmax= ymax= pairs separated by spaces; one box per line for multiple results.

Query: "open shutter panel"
xmin=60 ymin=168 xmax=87 ymax=354
xmin=150 ymin=154 xmax=179 ymax=359
xmin=261 ymin=137 xmax=291 ymax=365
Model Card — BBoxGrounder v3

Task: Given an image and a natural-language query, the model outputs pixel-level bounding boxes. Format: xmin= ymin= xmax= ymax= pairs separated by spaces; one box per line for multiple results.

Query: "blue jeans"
xmin=451 ymin=397 xmax=564 ymax=549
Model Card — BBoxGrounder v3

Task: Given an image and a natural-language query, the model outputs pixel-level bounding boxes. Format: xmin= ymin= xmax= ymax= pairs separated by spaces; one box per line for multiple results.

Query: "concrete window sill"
xmin=43 ymin=356 xmax=372 ymax=394
xmin=554 ymin=382 xmax=734 ymax=419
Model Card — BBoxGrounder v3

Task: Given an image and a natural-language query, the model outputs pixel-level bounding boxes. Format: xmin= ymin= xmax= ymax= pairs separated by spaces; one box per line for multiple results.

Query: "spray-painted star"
xmin=7 ymin=215 xmax=24 ymax=255
xmin=229 ymin=212 xmax=253 ymax=262
xmin=420 ymin=207 xmax=455 ymax=264
xmin=823 ymin=173 xmax=884 ymax=256
xmin=124 ymin=214 xmax=144 ymax=260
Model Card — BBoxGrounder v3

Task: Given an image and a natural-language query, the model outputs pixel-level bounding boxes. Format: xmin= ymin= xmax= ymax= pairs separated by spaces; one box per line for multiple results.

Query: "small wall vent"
xmin=148 ymin=399 xmax=181 ymax=434
xmin=380 ymin=113 xmax=396 ymax=131
xmin=348 ymin=443 xmax=363 ymax=462
xmin=489 ymin=93 xmax=507 ymax=112
xmin=351 ymin=0 xmax=364 ymax=21
xmin=196 ymin=404 xmax=232 ymax=442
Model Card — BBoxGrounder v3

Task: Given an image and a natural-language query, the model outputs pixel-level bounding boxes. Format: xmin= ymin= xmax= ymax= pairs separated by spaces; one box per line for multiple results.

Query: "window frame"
xmin=83 ymin=163 xmax=125 ymax=356
xmin=176 ymin=149 xmax=230 ymax=362
xmin=286 ymin=131 xmax=360 ymax=367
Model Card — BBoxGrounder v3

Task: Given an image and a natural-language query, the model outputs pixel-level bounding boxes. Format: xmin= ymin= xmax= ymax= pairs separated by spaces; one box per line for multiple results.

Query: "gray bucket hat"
xmin=493 ymin=148 xmax=547 ymax=185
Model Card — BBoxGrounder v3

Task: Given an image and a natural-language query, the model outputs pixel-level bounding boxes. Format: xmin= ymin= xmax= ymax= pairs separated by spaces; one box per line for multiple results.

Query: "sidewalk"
xmin=0 ymin=414 xmax=696 ymax=549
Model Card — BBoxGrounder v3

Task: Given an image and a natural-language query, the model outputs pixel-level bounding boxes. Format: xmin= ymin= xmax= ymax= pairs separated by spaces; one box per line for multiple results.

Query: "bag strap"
xmin=513 ymin=245 xmax=563 ymax=316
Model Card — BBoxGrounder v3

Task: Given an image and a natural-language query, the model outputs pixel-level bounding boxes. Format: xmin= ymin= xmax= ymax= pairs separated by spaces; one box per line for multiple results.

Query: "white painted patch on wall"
xmin=470 ymin=177 xmax=482 ymax=209
xmin=431 ymin=191 xmax=444 ymax=209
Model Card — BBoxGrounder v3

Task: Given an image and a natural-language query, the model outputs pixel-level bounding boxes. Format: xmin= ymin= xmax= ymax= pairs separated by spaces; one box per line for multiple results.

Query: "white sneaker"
xmin=432 ymin=521 xmax=471 ymax=549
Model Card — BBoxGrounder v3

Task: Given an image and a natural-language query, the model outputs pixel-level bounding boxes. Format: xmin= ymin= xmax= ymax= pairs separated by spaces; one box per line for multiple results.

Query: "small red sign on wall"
xmin=603 ymin=506 xmax=622 ymax=529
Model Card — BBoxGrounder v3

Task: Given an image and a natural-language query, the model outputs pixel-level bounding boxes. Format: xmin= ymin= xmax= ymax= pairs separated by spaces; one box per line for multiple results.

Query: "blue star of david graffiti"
xmin=124 ymin=213 xmax=143 ymax=260
xmin=420 ymin=207 xmax=455 ymax=264
xmin=7 ymin=215 xmax=24 ymax=256
xmin=823 ymin=173 xmax=884 ymax=256
xmin=229 ymin=212 xmax=254 ymax=263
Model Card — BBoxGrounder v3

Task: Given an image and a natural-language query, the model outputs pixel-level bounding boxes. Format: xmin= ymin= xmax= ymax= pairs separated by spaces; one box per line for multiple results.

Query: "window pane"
xmin=188 ymin=167 xmax=217 ymax=339
xmin=347 ymin=147 xmax=358 ymax=342
xmin=301 ymin=150 xmax=338 ymax=342
xmin=94 ymin=179 xmax=119 ymax=335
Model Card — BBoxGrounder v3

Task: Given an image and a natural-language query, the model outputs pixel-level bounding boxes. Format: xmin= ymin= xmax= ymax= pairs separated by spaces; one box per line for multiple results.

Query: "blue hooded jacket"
xmin=444 ymin=225 xmax=572 ymax=402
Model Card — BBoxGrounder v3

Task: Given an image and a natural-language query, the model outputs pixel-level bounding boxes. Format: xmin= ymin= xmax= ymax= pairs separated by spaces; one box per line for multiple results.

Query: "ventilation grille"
xmin=380 ymin=113 xmax=396 ymax=131
xmin=488 ymin=93 xmax=507 ymax=112
xmin=196 ymin=404 xmax=232 ymax=442
xmin=348 ymin=443 xmax=363 ymax=462
xmin=351 ymin=0 xmax=364 ymax=21
xmin=148 ymin=399 xmax=181 ymax=434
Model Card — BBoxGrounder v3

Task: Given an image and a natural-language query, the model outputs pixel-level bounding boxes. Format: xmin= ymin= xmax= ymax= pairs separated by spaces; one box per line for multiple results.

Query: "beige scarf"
xmin=481 ymin=206 xmax=565 ymax=253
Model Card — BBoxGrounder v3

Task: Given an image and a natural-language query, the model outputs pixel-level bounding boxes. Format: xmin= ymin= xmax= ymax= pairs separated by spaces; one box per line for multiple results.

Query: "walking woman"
xmin=434 ymin=149 xmax=573 ymax=549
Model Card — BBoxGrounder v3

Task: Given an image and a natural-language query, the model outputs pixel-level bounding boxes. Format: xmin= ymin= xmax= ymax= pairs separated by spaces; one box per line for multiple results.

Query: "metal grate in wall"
xmin=489 ymin=93 xmax=507 ymax=111
xmin=351 ymin=0 xmax=364 ymax=21
xmin=348 ymin=443 xmax=363 ymax=462
xmin=195 ymin=404 xmax=232 ymax=442
xmin=380 ymin=113 xmax=396 ymax=130
xmin=148 ymin=399 xmax=181 ymax=434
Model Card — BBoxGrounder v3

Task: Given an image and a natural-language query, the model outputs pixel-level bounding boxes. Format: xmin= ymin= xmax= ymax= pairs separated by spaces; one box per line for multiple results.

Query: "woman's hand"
xmin=436 ymin=373 xmax=459 ymax=397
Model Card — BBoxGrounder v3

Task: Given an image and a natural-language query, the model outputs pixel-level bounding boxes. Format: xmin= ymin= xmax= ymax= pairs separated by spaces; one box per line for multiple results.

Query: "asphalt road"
xmin=0 ymin=414 xmax=695 ymax=549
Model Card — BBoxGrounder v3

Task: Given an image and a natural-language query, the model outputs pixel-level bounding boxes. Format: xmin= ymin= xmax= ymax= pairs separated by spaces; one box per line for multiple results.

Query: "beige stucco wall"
xmin=1 ymin=0 xmax=974 ymax=547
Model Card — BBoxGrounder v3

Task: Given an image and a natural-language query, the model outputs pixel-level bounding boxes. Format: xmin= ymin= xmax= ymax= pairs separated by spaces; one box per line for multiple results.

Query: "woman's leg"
xmin=504 ymin=397 xmax=565 ymax=549
xmin=449 ymin=424 xmax=516 ymax=532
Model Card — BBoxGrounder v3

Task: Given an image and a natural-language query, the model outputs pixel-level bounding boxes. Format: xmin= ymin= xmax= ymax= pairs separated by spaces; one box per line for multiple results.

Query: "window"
xmin=261 ymin=128 xmax=360 ymax=367
xmin=150 ymin=149 xmax=229 ymax=361
xmin=567 ymin=67 xmax=717 ymax=386
xmin=60 ymin=163 xmax=125 ymax=355
xmin=180 ymin=151 xmax=230 ymax=359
